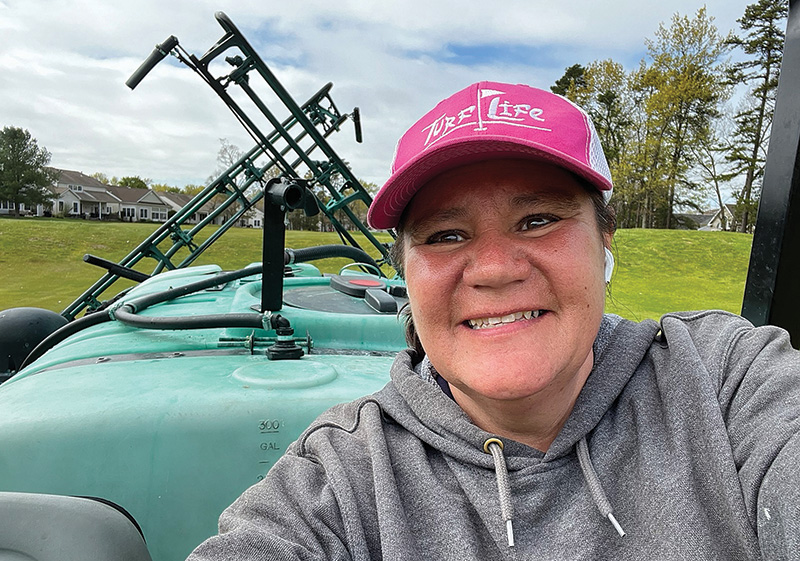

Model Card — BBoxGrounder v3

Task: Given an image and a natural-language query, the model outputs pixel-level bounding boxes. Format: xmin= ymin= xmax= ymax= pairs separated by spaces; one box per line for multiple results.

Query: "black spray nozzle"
xmin=265 ymin=177 xmax=319 ymax=216
xmin=126 ymin=35 xmax=180 ymax=90
xmin=352 ymin=107 xmax=363 ymax=143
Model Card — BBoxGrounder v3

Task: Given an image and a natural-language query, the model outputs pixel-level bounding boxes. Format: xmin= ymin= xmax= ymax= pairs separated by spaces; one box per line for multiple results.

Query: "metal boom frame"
xmin=63 ymin=12 xmax=393 ymax=321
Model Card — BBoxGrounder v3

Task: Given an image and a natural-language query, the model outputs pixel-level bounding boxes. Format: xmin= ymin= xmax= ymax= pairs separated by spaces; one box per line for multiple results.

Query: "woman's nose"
xmin=462 ymin=233 xmax=532 ymax=288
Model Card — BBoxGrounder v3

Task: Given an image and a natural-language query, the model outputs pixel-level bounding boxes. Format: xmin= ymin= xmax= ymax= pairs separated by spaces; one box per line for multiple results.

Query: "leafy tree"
xmin=584 ymin=60 xmax=633 ymax=169
xmin=117 ymin=176 xmax=151 ymax=190
xmin=628 ymin=7 xmax=730 ymax=228
xmin=0 ymin=127 xmax=58 ymax=217
xmin=151 ymin=183 xmax=182 ymax=193
xmin=725 ymin=0 xmax=788 ymax=232
xmin=551 ymin=64 xmax=588 ymax=101
xmin=182 ymin=184 xmax=204 ymax=196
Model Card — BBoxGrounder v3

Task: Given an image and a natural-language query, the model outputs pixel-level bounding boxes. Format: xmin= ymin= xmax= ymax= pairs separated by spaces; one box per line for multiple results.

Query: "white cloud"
xmin=0 ymin=0 xmax=756 ymax=188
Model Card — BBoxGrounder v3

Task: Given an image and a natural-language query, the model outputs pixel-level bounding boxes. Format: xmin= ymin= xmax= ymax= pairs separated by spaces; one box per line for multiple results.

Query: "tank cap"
xmin=329 ymin=275 xmax=385 ymax=298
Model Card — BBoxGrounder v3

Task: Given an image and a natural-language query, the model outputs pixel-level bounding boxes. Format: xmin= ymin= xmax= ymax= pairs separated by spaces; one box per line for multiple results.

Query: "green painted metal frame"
xmin=62 ymin=12 xmax=394 ymax=321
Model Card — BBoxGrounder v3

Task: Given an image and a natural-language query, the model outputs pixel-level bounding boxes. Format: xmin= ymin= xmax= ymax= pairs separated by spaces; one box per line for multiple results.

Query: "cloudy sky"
xmin=0 ymin=0 xmax=755 ymax=189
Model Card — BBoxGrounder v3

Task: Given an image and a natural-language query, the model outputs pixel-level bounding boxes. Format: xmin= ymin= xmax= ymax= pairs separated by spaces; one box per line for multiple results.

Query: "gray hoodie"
xmin=187 ymin=311 xmax=800 ymax=560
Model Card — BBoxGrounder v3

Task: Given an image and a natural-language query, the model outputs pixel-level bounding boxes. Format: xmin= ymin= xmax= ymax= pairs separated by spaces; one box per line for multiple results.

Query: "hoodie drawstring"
xmin=576 ymin=436 xmax=626 ymax=537
xmin=483 ymin=438 xmax=515 ymax=547
xmin=483 ymin=436 xmax=625 ymax=548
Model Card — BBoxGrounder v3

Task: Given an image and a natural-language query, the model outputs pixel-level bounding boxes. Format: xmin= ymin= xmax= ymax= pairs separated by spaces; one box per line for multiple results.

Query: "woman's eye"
xmin=520 ymin=214 xmax=558 ymax=231
xmin=426 ymin=230 xmax=464 ymax=244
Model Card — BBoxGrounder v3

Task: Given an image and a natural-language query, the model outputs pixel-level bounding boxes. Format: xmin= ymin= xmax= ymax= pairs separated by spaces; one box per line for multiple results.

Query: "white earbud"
xmin=604 ymin=247 xmax=615 ymax=284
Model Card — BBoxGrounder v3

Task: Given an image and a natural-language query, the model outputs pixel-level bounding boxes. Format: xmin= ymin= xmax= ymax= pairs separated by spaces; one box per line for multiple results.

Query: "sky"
xmin=0 ymin=0 xmax=756 ymax=190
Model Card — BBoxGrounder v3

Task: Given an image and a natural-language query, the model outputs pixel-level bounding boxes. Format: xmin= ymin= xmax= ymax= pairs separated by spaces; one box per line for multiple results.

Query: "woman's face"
xmin=402 ymin=159 xmax=609 ymax=408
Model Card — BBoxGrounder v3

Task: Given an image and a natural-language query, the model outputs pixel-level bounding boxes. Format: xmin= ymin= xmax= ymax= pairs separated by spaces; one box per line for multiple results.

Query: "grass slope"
xmin=0 ymin=218 xmax=753 ymax=321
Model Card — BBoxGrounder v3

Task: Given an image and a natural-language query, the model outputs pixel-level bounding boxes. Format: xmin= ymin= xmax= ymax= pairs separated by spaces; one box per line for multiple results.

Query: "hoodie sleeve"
xmin=185 ymin=452 xmax=353 ymax=561
xmin=715 ymin=318 xmax=800 ymax=559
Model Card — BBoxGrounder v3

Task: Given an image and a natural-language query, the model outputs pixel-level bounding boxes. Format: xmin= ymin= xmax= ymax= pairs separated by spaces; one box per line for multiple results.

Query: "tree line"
xmin=551 ymin=0 xmax=787 ymax=232
xmin=1 ymin=0 xmax=787 ymax=231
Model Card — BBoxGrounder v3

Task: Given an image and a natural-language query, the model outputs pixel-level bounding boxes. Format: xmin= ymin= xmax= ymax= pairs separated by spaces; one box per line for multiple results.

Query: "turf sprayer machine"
xmin=0 ymin=13 xmax=407 ymax=561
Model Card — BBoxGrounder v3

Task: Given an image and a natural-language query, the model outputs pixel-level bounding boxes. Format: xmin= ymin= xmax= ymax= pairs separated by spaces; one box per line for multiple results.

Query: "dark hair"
xmin=390 ymin=179 xmax=616 ymax=356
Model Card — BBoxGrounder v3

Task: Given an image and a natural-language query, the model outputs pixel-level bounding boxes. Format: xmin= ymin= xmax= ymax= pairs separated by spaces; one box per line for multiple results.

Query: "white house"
xmin=50 ymin=169 xmax=119 ymax=219
xmin=156 ymin=191 xmax=219 ymax=224
xmin=105 ymin=184 xmax=170 ymax=222
xmin=703 ymin=204 xmax=736 ymax=231
xmin=2 ymin=168 xmax=256 ymax=226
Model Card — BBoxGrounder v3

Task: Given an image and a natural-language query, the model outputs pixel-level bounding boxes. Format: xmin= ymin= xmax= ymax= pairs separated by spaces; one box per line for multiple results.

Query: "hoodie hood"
xmin=372 ymin=314 xmax=660 ymax=544
xmin=378 ymin=314 xmax=660 ymax=466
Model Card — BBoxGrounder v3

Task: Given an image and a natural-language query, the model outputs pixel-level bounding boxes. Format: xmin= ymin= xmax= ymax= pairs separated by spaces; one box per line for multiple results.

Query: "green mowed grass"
xmin=604 ymin=229 xmax=751 ymax=322
xmin=0 ymin=217 xmax=753 ymax=321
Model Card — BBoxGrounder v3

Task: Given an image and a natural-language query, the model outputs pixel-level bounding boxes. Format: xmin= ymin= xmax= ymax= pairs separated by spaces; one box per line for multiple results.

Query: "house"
xmin=674 ymin=212 xmax=716 ymax=230
xmin=104 ymin=184 xmax=170 ymax=222
xmin=156 ymin=191 xmax=219 ymax=224
xmin=3 ymin=167 xmax=254 ymax=226
xmin=236 ymin=200 xmax=264 ymax=228
xmin=0 ymin=201 xmax=33 ymax=216
xmin=675 ymin=204 xmax=737 ymax=231
xmin=158 ymin=191 xmax=265 ymax=227
xmin=704 ymin=204 xmax=736 ymax=231
xmin=49 ymin=169 xmax=119 ymax=219
xmin=0 ymin=168 xmax=104 ymax=217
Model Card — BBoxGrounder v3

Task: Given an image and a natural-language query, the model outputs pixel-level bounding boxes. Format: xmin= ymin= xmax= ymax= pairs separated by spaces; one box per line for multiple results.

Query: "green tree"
xmin=151 ymin=183 xmax=182 ymax=193
xmin=551 ymin=64 xmax=590 ymax=105
xmin=117 ymin=176 xmax=151 ymax=190
xmin=0 ymin=127 xmax=58 ymax=217
xmin=629 ymin=7 xmax=730 ymax=228
xmin=725 ymin=0 xmax=788 ymax=233
xmin=182 ymin=184 xmax=204 ymax=196
xmin=584 ymin=60 xmax=633 ymax=169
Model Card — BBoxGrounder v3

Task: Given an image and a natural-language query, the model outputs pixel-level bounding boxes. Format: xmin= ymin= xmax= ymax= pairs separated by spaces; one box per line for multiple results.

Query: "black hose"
xmin=288 ymin=245 xmax=379 ymax=270
xmin=19 ymin=247 xmax=379 ymax=368
xmin=19 ymin=312 xmax=113 ymax=370
xmin=124 ymin=264 xmax=262 ymax=312
xmin=113 ymin=309 xmax=264 ymax=331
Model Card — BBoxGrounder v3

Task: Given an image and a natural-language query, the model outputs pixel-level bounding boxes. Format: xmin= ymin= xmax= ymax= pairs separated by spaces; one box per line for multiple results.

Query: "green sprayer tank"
xmin=0 ymin=263 xmax=406 ymax=559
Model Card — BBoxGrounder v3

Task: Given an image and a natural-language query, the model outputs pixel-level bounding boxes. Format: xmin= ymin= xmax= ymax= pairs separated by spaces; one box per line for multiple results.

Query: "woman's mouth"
xmin=466 ymin=310 xmax=545 ymax=330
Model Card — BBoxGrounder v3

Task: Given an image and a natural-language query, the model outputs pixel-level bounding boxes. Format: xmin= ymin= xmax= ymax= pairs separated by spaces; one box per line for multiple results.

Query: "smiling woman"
xmin=187 ymin=82 xmax=800 ymax=560
xmin=401 ymin=160 xmax=607 ymax=451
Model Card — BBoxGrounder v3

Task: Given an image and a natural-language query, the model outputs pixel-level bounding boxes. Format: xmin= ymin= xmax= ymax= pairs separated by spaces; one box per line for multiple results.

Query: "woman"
xmin=188 ymin=82 xmax=800 ymax=560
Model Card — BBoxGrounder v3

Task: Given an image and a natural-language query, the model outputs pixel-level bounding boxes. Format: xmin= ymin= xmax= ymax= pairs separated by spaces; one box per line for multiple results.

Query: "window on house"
xmin=58 ymin=201 xmax=64 ymax=212
xmin=68 ymin=185 xmax=83 ymax=192
xmin=122 ymin=207 xmax=135 ymax=218
xmin=140 ymin=208 xmax=148 ymax=219
xmin=72 ymin=202 xmax=79 ymax=213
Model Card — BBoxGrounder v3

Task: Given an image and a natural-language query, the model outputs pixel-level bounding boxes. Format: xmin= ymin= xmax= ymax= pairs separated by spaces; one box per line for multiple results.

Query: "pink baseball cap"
xmin=367 ymin=81 xmax=613 ymax=230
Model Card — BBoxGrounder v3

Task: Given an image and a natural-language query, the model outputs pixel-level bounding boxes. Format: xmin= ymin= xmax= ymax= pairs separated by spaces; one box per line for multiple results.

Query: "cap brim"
xmin=368 ymin=136 xmax=613 ymax=230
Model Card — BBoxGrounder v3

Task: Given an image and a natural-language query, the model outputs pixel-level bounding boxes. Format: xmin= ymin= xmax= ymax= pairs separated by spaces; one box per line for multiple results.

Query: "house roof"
xmin=52 ymin=168 xmax=109 ymax=190
xmin=105 ymin=185 xmax=168 ymax=206
xmin=675 ymin=213 xmax=716 ymax=228
xmin=156 ymin=191 xmax=217 ymax=214
xmin=51 ymin=186 xmax=107 ymax=203
xmin=156 ymin=191 xmax=193 ymax=208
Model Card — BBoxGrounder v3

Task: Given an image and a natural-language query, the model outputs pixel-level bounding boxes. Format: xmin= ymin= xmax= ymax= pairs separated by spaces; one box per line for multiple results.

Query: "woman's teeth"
xmin=467 ymin=310 xmax=542 ymax=329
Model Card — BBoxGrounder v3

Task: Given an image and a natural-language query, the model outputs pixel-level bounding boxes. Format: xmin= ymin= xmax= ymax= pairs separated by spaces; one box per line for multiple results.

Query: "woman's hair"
xmin=390 ymin=178 xmax=616 ymax=356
